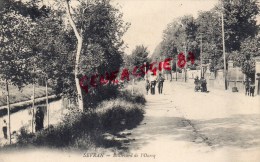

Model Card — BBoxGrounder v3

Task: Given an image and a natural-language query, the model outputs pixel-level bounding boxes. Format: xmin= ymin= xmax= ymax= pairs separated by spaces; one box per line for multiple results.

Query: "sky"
xmin=22 ymin=0 xmax=260 ymax=55
xmin=111 ymin=0 xmax=219 ymax=55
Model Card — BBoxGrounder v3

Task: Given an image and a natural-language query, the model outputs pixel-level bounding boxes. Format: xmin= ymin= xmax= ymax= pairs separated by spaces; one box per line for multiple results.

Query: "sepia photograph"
xmin=0 ymin=0 xmax=260 ymax=161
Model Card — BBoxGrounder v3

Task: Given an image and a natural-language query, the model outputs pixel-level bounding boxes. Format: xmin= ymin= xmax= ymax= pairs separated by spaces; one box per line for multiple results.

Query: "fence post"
xmin=5 ymin=80 xmax=11 ymax=144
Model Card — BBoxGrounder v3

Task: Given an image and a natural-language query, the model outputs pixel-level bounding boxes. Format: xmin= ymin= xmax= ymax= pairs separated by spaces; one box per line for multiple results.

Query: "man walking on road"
xmin=145 ymin=79 xmax=150 ymax=95
xmin=245 ymin=78 xmax=250 ymax=96
xmin=157 ymin=73 xmax=165 ymax=94
xmin=150 ymin=73 xmax=157 ymax=95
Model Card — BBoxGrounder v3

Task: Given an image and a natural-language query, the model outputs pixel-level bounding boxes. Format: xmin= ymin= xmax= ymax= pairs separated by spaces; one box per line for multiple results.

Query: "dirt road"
xmin=121 ymin=81 xmax=260 ymax=162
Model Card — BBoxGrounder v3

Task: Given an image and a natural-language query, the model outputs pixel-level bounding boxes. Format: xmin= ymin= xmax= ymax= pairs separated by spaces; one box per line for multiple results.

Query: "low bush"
xmin=117 ymin=90 xmax=146 ymax=105
xmin=83 ymin=85 xmax=119 ymax=109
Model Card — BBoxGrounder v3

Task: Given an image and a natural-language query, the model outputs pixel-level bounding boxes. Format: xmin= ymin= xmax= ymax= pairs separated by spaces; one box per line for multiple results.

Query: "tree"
xmin=220 ymin=0 xmax=259 ymax=52
xmin=130 ymin=45 xmax=149 ymax=66
xmin=0 ymin=0 xmax=67 ymax=137
xmin=61 ymin=0 xmax=128 ymax=111
xmin=62 ymin=0 xmax=85 ymax=111
xmin=78 ymin=0 xmax=127 ymax=81
xmin=0 ymin=0 xmax=44 ymax=143
xmin=154 ymin=15 xmax=198 ymax=70
xmin=196 ymin=10 xmax=223 ymax=71
xmin=127 ymin=45 xmax=149 ymax=78
xmin=27 ymin=9 xmax=77 ymax=129
xmin=155 ymin=0 xmax=260 ymax=73
xmin=228 ymin=36 xmax=260 ymax=79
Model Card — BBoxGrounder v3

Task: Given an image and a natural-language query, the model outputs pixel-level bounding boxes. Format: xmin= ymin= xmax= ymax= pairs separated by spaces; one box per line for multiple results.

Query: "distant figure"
xmin=194 ymin=76 xmax=200 ymax=92
xmin=157 ymin=73 xmax=165 ymax=94
xmin=35 ymin=107 xmax=44 ymax=132
xmin=245 ymin=78 xmax=251 ymax=96
xmin=250 ymin=85 xmax=255 ymax=97
xmin=150 ymin=73 xmax=157 ymax=95
xmin=249 ymin=79 xmax=255 ymax=97
xmin=2 ymin=119 xmax=7 ymax=139
xmin=145 ymin=79 xmax=150 ymax=95
xmin=200 ymin=77 xmax=207 ymax=92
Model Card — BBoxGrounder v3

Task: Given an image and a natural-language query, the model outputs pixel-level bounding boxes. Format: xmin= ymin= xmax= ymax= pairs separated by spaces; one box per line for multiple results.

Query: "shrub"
xmin=117 ymin=90 xmax=146 ymax=105
xmin=16 ymin=127 xmax=34 ymax=146
xmin=83 ymin=85 xmax=119 ymax=109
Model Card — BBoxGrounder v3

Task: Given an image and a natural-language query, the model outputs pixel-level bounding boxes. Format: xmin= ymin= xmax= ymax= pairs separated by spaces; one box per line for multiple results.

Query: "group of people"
xmin=194 ymin=76 xmax=256 ymax=96
xmin=146 ymin=73 xmax=165 ymax=95
xmin=145 ymin=74 xmax=208 ymax=95
xmin=194 ymin=76 xmax=207 ymax=92
xmin=245 ymin=78 xmax=255 ymax=97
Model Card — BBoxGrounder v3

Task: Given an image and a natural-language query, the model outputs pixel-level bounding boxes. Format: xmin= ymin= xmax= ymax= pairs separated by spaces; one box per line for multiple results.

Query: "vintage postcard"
xmin=0 ymin=0 xmax=260 ymax=162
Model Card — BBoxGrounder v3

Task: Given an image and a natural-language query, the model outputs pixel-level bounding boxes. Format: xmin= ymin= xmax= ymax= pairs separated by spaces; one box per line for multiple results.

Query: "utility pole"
xmin=200 ymin=34 xmax=203 ymax=78
xmin=131 ymin=78 xmax=134 ymax=95
xmin=5 ymin=79 xmax=11 ymax=144
xmin=32 ymin=68 xmax=35 ymax=133
xmin=160 ymin=56 xmax=164 ymax=76
xmin=170 ymin=58 xmax=173 ymax=81
xmin=184 ymin=45 xmax=187 ymax=82
xmin=45 ymin=77 xmax=49 ymax=129
xmin=144 ymin=62 xmax=147 ymax=80
xmin=175 ymin=55 xmax=178 ymax=81
xmin=162 ymin=56 xmax=165 ymax=78
xmin=221 ymin=5 xmax=228 ymax=90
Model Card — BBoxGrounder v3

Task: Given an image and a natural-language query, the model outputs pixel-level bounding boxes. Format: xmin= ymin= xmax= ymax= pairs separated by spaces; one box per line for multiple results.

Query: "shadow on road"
xmin=123 ymin=114 xmax=260 ymax=151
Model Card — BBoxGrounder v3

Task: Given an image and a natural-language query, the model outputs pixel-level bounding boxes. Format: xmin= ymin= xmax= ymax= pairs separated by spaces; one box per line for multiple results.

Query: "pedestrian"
xmin=245 ymin=78 xmax=250 ymax=96
xmin=200 ymin=77 xmax=207 ymax=92
xmin=145 ymin=79 xmax=150 ymax=95
xmin=2 ymin=119 xmax=7 ymax=139
xmin=157 ymin=73 xmax=165 ymax=94
xmin=35 ymin=106 xmax=44 ymax=132
xmin=249 ymin=79 xmax=255 ymax=97
xmin=150 ymin=73 xmax=157 ymax=95
xmin=250 ymin=85 xmax=255 ymax=97
xmin=194 ymin=76 xmax=200 ymax=92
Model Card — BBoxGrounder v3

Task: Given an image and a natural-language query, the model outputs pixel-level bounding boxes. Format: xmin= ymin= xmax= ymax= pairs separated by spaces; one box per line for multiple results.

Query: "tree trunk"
xmin=32 ymin=79 xmax=35 ymax=133
xmin=45 ymin=77 xmax=49 ymax=129
xmin=75 ymin=38 xmax=84 ymax=111
xmin=65 ymin=0 xmax=84 ymax=111
xmin=5 ymin=80 xmax=11 ymax=144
